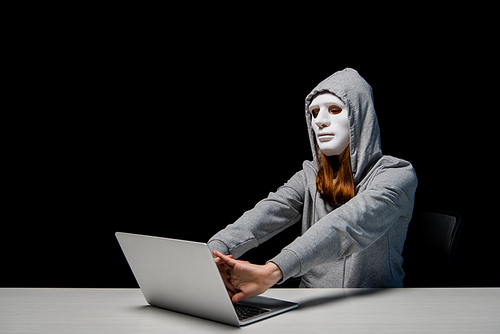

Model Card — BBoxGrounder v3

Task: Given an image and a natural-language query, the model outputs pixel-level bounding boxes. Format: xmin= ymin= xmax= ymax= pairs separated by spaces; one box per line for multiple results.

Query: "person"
xmin=209 ymin=68 xmax=417 ymax=304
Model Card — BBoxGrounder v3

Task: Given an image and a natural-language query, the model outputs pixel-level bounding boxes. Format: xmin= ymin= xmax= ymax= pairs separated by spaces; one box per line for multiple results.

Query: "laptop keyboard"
xmin=234 ymin=304 xmax=271 ymax=321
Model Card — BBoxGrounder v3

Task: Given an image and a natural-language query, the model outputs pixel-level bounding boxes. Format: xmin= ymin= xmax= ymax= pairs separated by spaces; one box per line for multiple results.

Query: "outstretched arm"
xmin=213 ymin=250 xmax=283 ymax=304
xmin=207 ymin=168 xmax=307 ymax=260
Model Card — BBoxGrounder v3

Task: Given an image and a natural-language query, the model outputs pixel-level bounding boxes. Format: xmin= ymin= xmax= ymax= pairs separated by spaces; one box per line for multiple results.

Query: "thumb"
xmin=232 ymin=291 xmax=246 ymax=304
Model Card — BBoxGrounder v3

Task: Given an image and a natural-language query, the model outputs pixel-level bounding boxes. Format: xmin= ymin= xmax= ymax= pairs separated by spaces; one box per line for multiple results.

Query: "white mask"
xmin=309 ymin=92 xmax=350 ymax=156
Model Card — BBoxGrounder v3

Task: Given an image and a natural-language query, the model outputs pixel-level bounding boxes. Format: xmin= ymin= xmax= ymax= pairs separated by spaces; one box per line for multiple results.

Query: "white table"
xmin=1 ymin=288 xmax=499 ymax=333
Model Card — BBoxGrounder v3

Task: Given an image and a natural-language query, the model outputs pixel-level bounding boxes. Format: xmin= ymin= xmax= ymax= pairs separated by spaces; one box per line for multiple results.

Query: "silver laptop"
xmin=115 ymin=232 xmax=298 ymax=326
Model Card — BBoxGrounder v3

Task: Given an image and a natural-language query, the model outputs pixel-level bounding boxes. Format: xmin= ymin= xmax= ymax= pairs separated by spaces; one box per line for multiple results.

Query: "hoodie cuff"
xmin=268 ymin=249 xmax=302 ymax=283
xmin=207 ymin=239 xmax=230 ymax=257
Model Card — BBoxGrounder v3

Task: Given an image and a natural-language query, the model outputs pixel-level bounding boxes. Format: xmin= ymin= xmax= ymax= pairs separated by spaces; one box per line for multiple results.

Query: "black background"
xmin=3 ymin=8 xmax=498 ymax=288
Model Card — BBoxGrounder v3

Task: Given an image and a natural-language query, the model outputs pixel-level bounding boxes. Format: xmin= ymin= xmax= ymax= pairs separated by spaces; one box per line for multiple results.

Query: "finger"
xmin=214 ymin=254 xmax=233 ymax=269
xmin=214 ymin=258 xmax=230 ymax=272
xmin=232 ymin=291 xmax=247 ymax=304
xmin=219 ymin=269 xmax=237 ymax=292
xmin=223 ymin=278 xmax=238 ymax=294
xmin=222 ymin=271 xmax=239 ymax=294
xmin=213 ymin=251 xmax=238 ymax=267
xmin=214 ymin=257 xmax=226 ymax=266
xmin=212 ymin=250 xmax=233 ymax=259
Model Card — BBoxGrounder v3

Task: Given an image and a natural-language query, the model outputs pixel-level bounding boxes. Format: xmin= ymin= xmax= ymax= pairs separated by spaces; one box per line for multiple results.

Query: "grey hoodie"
xmin=208 ymin=68 xmax=417 ymax=288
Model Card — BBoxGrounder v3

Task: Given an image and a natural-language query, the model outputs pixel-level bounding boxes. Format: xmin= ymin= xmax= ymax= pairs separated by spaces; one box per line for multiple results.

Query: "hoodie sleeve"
xmin=207 ymin=169 xmax=305 ymax=259
xmin=270 ymin=159 xmax=417 ymax=282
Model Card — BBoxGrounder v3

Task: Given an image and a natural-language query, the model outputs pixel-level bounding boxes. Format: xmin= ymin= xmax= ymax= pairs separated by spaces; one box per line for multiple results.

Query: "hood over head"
xmin=305 ymin=68 xmax=383 ymax=186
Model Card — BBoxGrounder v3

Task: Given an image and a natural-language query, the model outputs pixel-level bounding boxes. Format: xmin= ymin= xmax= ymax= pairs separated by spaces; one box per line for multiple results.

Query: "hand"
xmin=213 ymin=250 xmax=283 ymax=304
xmin=213 ymin=252 xmax=251 ymax=299
xmin=213 ymin=253 xmax=238 ymax=298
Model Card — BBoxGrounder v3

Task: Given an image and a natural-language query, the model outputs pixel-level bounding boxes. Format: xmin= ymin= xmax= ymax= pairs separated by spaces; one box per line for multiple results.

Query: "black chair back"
xmin=402 ymin=211 xmax=463 ymax=287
